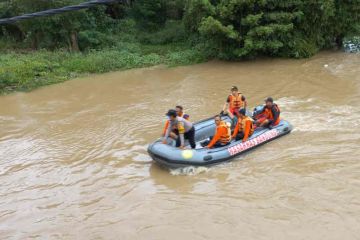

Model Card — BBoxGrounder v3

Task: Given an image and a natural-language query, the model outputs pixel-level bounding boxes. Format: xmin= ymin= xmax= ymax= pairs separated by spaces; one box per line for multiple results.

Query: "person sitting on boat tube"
xmin=232 ymin=108 xmax=254 ymax=141
xmin=162 ymin=105 xmax=189 ymax=137
xmin=205 ymin=115 xmax=231 ymax=149
xmin=256 ymin=97 xmax=281 ymax=128
xmin=163 ymin=109 xmax=196 ymax=149
xmin=222 ymin=86 xmax=247 ymax=120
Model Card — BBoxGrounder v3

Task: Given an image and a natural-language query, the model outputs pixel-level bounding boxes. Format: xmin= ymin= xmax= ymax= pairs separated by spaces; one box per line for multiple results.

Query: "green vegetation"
xmin=192 ymin=0 xmax=360 ymax=59
xmin=0 ymin=0 xmax=359 ymax=93
xmin=0 ymin=42 xmax=205 ymax=93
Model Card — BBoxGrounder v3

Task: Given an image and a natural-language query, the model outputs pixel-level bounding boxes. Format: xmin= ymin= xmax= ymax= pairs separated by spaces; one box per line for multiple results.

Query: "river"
xmin=0 ymin=51 xmax=359 ymax=240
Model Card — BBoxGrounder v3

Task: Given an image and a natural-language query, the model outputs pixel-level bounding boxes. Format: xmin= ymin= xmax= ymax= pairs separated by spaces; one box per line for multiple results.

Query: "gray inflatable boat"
xmin=148 ymin=106 xmax=293 ymax=169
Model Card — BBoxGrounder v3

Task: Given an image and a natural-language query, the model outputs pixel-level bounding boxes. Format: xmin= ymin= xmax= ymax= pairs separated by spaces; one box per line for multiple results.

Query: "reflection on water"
xmin=0 ymin=51 xmax=360 ymax=239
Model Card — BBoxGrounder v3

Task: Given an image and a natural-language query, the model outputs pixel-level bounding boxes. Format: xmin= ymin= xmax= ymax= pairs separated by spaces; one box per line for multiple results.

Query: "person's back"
xmin=173 ymin=116 xmax=193 ymax=134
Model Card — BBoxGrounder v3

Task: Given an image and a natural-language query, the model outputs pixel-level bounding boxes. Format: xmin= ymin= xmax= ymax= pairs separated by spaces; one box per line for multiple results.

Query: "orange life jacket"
xmin=264 ymin=104 xmax=281 ymax=126
xmin=218 ymin=121 xmax=231 ymax=144
xmin=238 ymin=116 xmax=255 ymax=136
xmin=229 ymin=93 xmax=244 ymax=110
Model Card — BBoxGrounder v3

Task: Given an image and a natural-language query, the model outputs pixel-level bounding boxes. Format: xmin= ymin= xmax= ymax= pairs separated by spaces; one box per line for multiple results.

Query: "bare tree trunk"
xmin=70 ymin=31 xmax=79 ymax=52
xmin=31 ymin=31 xmax=40 ymax=50
xmin=31 ymin=37 xmax=37 ymax=50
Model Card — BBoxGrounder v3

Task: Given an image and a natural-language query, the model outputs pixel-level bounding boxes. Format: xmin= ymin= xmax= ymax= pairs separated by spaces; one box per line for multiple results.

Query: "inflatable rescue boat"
xmin=148 ymin=106 xmax=293 ymax=168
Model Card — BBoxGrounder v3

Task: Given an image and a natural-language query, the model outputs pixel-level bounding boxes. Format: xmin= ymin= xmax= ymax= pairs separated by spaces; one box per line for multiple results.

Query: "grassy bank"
xmin=0 ymin=42 xmax=206 ymax=94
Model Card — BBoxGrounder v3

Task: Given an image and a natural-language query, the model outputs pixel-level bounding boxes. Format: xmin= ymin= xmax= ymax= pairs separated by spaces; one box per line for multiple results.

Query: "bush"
xmin=0 ymin=42 xmax=205 ymax=94
xmin=166 ymin=48 xmax=206 ymax=66
xmin=138 ymin=20 xmax=186 ymax=44
xmin=78 ymin=30 xmax=116 ymax=50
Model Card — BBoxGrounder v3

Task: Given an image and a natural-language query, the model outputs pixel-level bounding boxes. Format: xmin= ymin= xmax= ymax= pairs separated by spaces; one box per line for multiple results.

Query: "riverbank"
xmin=0 ymin=42 xmax=206 ymax=94
xmin=1 ymin=40 xmax=358 ymax=95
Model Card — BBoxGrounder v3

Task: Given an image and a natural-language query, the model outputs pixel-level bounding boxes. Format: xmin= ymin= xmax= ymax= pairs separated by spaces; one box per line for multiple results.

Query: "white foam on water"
xmin=276 ymin=97 xmax=360 ymax=133
xmin=170 ymin=166 xmax=210 ymax=176
xmin=276 ymin=96 xmax=314 ymax=109
xmin=0 ymin=115 xmax=16 ymax=121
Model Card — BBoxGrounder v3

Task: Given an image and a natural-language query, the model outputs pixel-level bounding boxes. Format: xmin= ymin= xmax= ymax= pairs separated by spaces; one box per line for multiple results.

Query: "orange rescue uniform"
xmin=207 ymin=121 xmax=231 ymax=148
xmin=232 ymin=116 xmax=254 ymax=141
xmin=227 ymin=93 xmax=245 ymax=114
xmin=263 ymin=104 xmax=281 ymax=126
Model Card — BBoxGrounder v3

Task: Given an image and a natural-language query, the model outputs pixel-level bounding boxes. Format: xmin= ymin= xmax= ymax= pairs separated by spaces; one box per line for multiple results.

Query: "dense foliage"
xmin=1 ymin=0 xmax=359 ymax=55
xmin=0 ymin=0 xmax=359 ymax=92
xmin=191 ymin=0 xmax=360 ymax=59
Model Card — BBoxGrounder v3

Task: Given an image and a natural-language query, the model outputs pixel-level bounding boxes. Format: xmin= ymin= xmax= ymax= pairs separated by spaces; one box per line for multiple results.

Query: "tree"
xmin=186 ymin=0 xmax=360 ymax=59
xmin=131 ymin=0 xmax=167 ymax=31
xmin=0 ymin=0 xmax=116 ymax=51
xmin=183 ymin=0 xmax=215 ymax=33
xmin=195 ymin=0 xmax=303 ymax=59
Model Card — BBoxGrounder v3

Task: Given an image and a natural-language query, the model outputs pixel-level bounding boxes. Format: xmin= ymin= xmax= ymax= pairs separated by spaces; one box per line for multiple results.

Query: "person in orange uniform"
xmin=222 ymin=86 xmax=247 ymax=119
xmin=258 ymin=97 xmax=281 ymax=128
xmin=162 ymin=105 xmax=189 ymax=137
xmin=206 ymin=115 xmax=231 ymax=148
xmin=232 ymin=109 xmax=254 ymax=141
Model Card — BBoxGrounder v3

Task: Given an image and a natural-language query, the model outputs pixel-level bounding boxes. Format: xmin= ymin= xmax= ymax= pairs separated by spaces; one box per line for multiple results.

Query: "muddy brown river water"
xmin=0 ymin=51 xmax=359 ymax=240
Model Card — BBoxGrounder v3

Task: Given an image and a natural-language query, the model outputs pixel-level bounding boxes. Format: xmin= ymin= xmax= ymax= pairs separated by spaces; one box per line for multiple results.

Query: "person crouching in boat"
xmin=222 ymin=86 xmax=247 ymax=120
xmin=162 ymin=105 xmax=189 ymax=137
xmin=232 ymin=108 xmax=254 ymax=142
xmin=256 ymin=97 xmax=281 ymax=128
xmin=163 ymin=109 xmax=196 ymax=149
xmin=205 ymin=115 xmax=231 ymax=149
